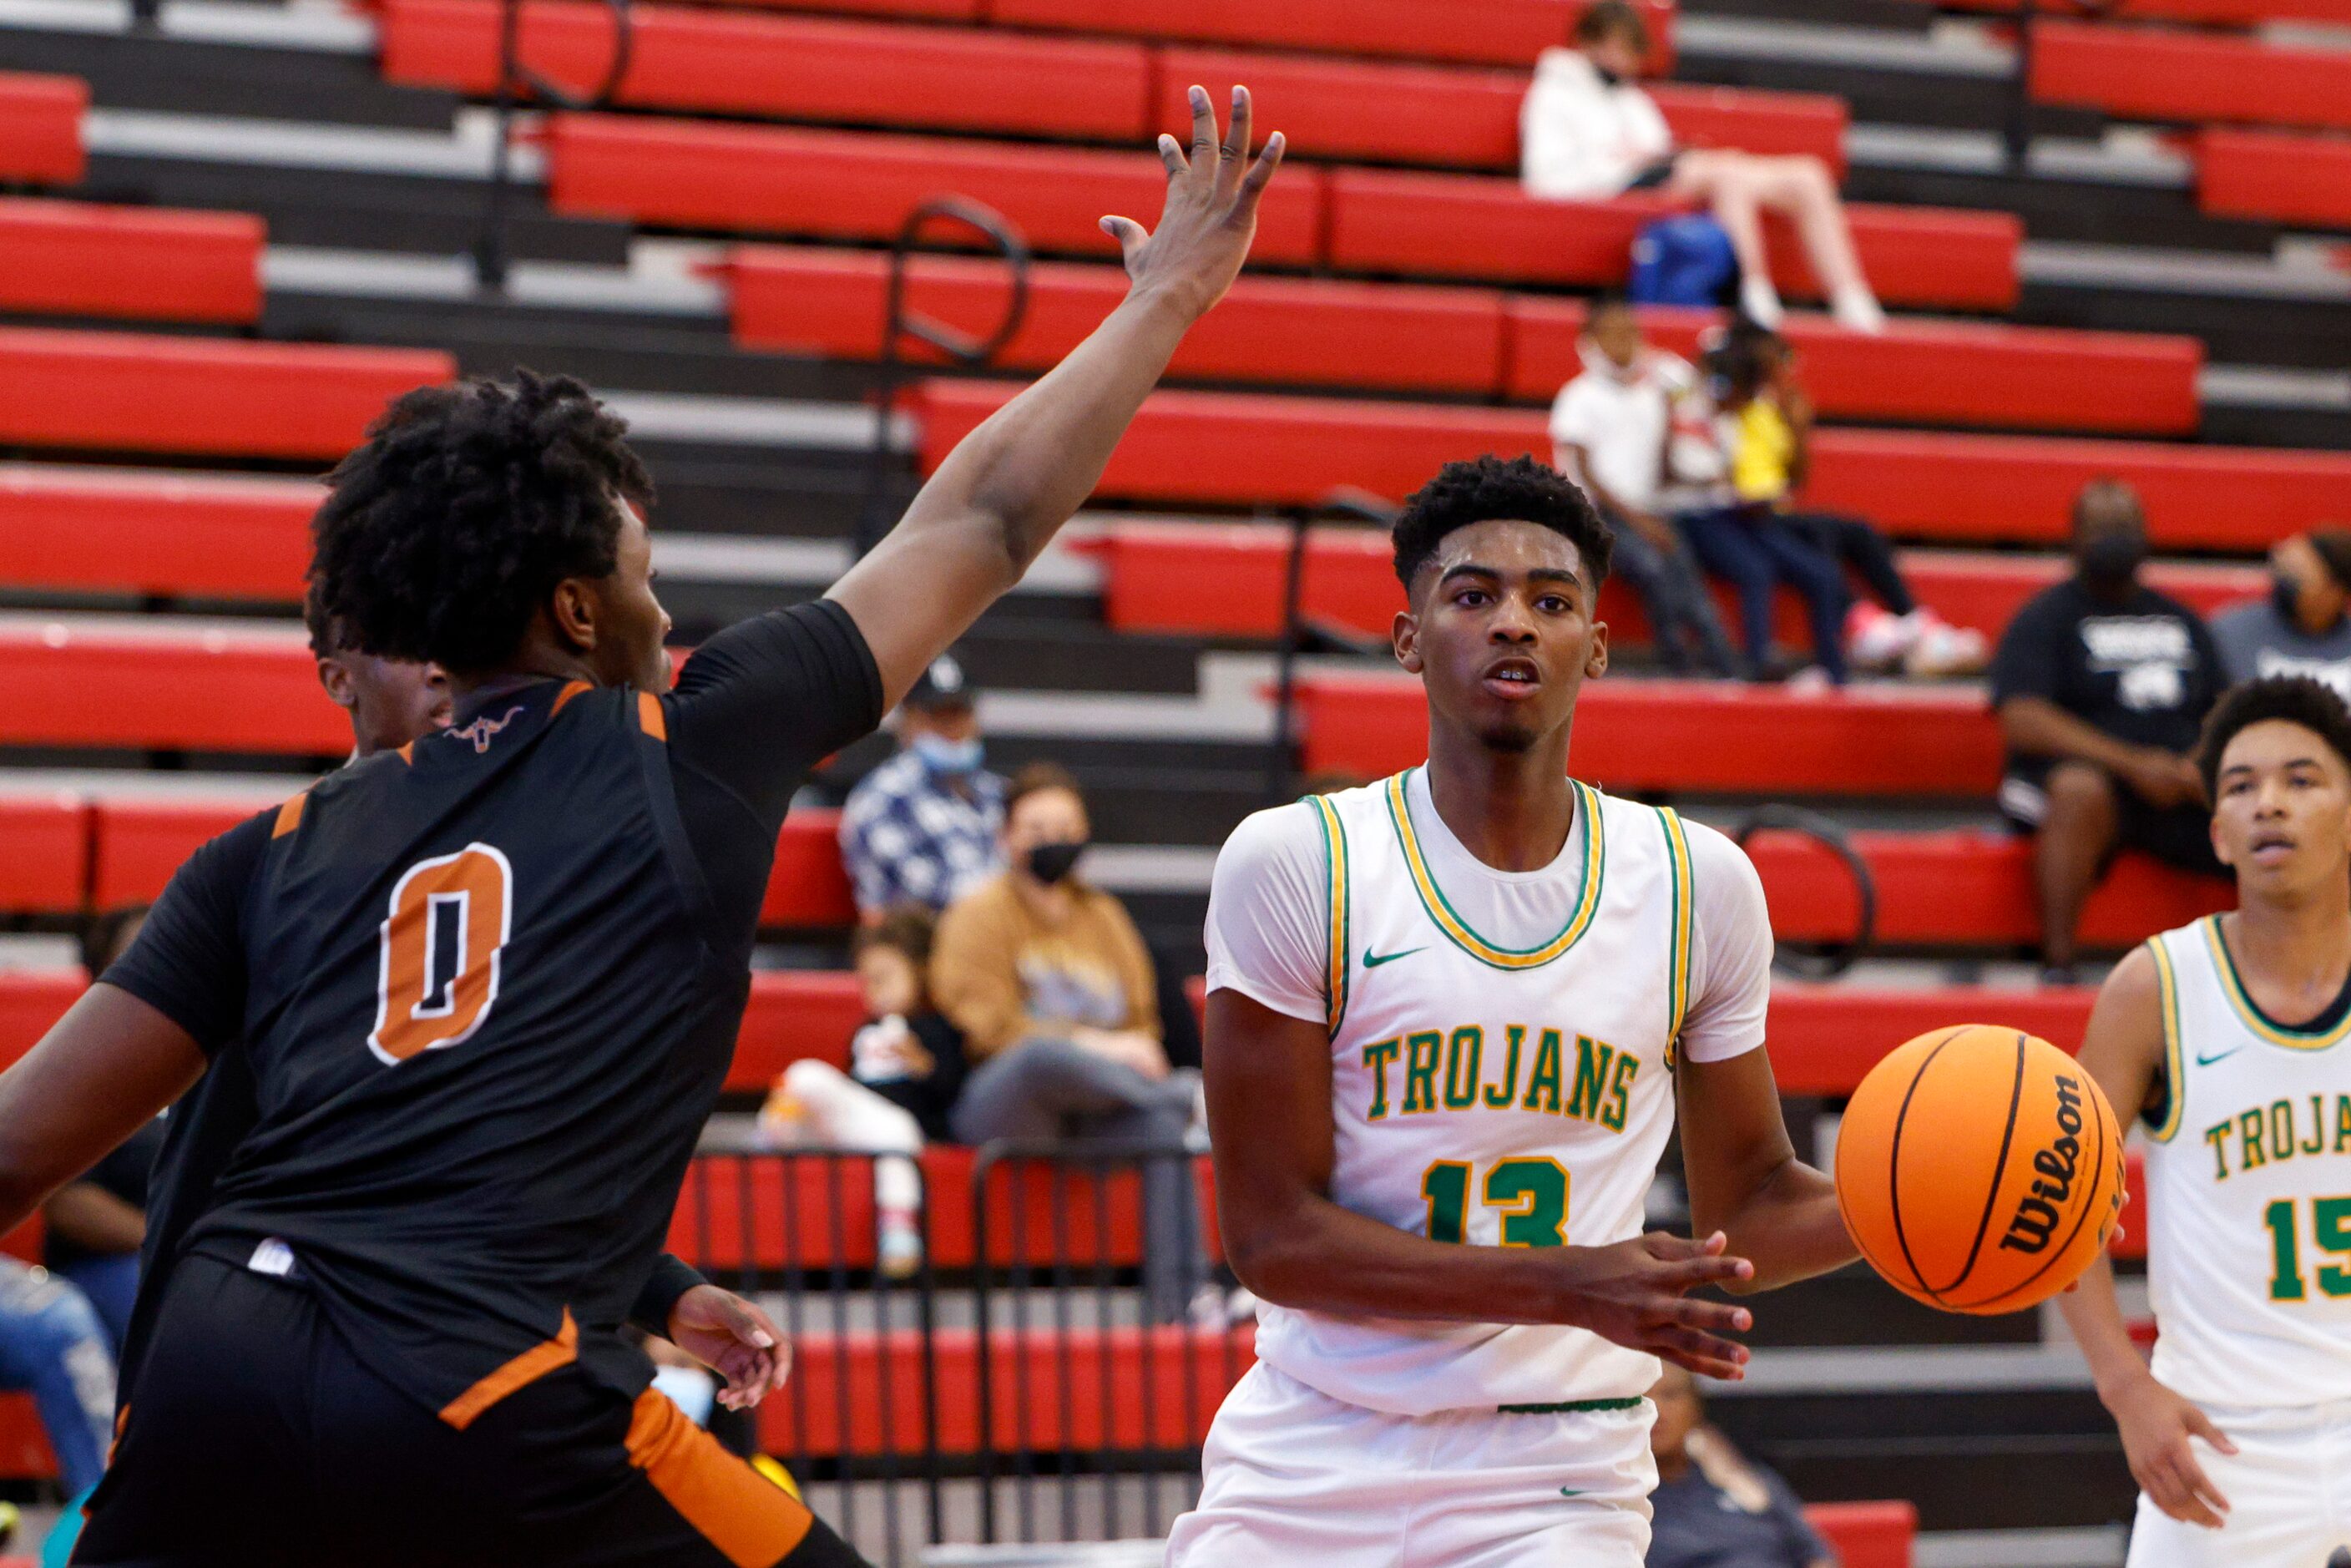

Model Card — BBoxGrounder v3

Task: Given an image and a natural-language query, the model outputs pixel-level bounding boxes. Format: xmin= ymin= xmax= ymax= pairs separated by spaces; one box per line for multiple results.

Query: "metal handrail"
xmin=473 ymin=0 xmax=636 ymax=291
xmin=1267 ymin=488 xmax=1399 ymax=804
xmin=856 ymin=198 xmax=1033 ymax=557
xmin=1729 ymin=802 xmax=1879 ymax=980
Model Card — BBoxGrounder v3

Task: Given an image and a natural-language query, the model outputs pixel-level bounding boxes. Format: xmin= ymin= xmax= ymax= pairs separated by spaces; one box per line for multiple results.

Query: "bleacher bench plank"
xmin=545 ymin=114 xmax=1324 ymax=264
xmin=2197 ymin=125 xmax=2351 ymax=230
xmin=0 ymin=464 xmax=318 ymax=600
xmin=985 ymin=0 xmax=1674 ymax=69
xmin=0 ymin=627 xmax=343 ymax=756
xmin=0 ymin=72 xmax=85 ymax=186
xmin=1326 ymin=169 xmax=2019 ymax=308
xmin=382 ymin=0 xmax=1155 ymax=141
xmin=1152 ymin=48 xmax=1839 ymax=172
xmin=0 ymin=199 xmax=262 ymax=326
xmin=1944 ymin=0 xmax=2351 ymax=23
xmin=2034 ymin=19 xmax=2351 ymax=133
xmin=0 ymin=327 xmax=451 ymax=462
xmin=0 ymin=797 xmax=88 ymax=915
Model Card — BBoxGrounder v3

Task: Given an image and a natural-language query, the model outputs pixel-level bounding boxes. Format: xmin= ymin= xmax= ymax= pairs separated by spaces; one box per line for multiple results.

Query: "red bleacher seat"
xmin=0 ymin=796 xmax=88 ymax=916
xmin=924 ymin=383 xmax=2330 ymax=547
xmin=0 ymin=1395 xmax=52 ymax=1481
xmin=1151 ymin=49 xmax=1840 ymax=172
xmin=1749 ymin=827 xmax=2232 ymax=948
xmin=2197 ymin=125 xmax=2351 ymax=229
xmin=1291 ymin=670 xmax=2004 ymax=795
xmin=1325 ymin=170 xmax=2019 ymax=308
xmin=1945 ymin=0 xmax=2351 ymax=23
xmin=0 ymin=463 xmax=317 ymax=600
xmin=1804 ymin=1501 xmax=1918 ymax=1568
xmin=1764 ymin=982 xmax=2095 ymax=1096
xmin=984 ymin=0 xmax=1673 ymax=70
xmin=714 ymin=0 xmax=980 ymax=17
xmin=731 ymin=248 xmax=1509 ymax=396
xmin=0 ymin=199 xmax=263 ymax=326
xmin=545 ymin=114 xmax=1324 ymax=263
xmin=0 ymin=625 xmax=342 ymax=756
xmin=1506 ymin=302 xmax=2201 ymax=435
xmin=2034 ymin=19 xmax=2351 ymax=133
xmin=0 ymin=327 xmax=452 ymax=462
xmin=0 ymin=72 xmax=85 ymax=186
xmin=1074 ymin=519 xmax=2260 ymax=643
xmin=382 ymin=0 xmax=1155 ymax=140
xmin=764 ymin=809 xmax=857 ymax=927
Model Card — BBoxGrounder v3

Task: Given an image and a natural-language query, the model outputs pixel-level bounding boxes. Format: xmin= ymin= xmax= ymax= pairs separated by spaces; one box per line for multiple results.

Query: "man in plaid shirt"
xmin=839 ymin=654 xmax=1007 ymax=920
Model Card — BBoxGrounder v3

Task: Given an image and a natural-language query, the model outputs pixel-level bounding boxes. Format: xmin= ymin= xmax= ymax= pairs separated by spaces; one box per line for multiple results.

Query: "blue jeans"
xmin=1676 ymin=505 xmax=1850 ymax=682
xmin=1601 ymin=509 xmax=1738 ymax=675
xmin=56 ymin=1254 xmax=139 ymax=1355
xmin=0 ymin=1260 xmax=115 ymax=1496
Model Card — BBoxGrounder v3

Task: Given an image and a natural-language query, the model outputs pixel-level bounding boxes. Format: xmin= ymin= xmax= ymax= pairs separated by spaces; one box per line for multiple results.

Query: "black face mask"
xmin=2273 ymin=569 xmax=2307 ymax=625
xmin=1025 ymin=840 xmax=1086 ymax=886
xmin=2076 ymin=531 xmax=2146 ymax=590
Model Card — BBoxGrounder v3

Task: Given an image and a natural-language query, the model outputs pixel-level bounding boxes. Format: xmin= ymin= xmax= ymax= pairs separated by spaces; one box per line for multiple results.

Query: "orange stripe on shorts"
xmin=437 ymin=1309 xmax=578 ymax=1431
xmin=625 ymin=1387 xmax=812 ymax=1567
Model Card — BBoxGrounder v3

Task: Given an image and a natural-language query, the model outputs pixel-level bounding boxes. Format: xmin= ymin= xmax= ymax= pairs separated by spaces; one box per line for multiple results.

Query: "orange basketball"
xmin=1834 ymin=1025 xmax=2126 ymax=1315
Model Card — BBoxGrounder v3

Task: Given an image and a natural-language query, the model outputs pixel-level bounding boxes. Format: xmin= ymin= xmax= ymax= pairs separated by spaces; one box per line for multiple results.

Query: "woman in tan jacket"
xmin=931 ymin=763 xmax=1204 ymax=1319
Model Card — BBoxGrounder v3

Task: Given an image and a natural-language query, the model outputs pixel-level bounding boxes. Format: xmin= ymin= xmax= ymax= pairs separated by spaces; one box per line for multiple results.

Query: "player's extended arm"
xmin=0 ymin=985 xmax=205 ymax=1236
xmin=1676 ymin=1046 xmax=1855 ymax=1293
xmin=2054 ymin=948 xmax=2237 ymax=1528
xmin=1205 ymin=989 xmax=1758 ymax=1378
xmin=827 ymin=88 xmax=1283 ymax=708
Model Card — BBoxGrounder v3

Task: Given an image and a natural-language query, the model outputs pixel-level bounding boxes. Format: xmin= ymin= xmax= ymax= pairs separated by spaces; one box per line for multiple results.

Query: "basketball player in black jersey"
xmin=0 ymin=89 xmax=1281 ymax=1567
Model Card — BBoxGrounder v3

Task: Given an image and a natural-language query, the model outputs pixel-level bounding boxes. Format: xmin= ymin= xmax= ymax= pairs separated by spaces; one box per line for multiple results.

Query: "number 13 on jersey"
xmin=1423 ymin=1158 xmax=1572 ymax=1247
xmin=370 ymin=843 xmax=515 ymax=1066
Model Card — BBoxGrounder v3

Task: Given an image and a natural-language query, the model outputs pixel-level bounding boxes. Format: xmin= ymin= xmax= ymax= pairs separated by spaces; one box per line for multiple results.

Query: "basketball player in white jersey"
xmin=1165 ymin=456 xmax=1859 ymax=1565
xmin=2058 ymin=675 xmax=2351 ymax=1565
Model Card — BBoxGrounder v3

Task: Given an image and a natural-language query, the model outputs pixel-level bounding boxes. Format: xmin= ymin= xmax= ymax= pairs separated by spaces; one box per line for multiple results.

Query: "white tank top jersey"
xmin=2141 ymin=917 xmax=2351 ymax=1409
xmin=1203 ymin=768 xmax=1774 ymax=1417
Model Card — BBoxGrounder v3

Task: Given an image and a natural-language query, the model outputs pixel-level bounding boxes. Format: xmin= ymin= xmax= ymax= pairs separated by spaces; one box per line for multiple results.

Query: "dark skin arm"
xmin=1675 ymin=1045 xmax=1853 ymax=1294
xmin=1997 ymin=696 xmax=2204 ymax=808
xmin=827 ymin=87 xmax=1282 ymax=709
xmin=1204 ymin=989 xmax=1757 ymax=1378
xmin=43 ymin=1182 xmax=146 ymax=1255
xmin=0 ymin=985 xmax=205 ymax=1237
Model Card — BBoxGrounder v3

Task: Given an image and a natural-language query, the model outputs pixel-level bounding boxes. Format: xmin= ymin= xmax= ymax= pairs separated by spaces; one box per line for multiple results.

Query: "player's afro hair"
xmin=1390 ymin=454 xmax=1613 ymax=594
xmin=306 ymin=369 xmax=653 ymax=674
xmin=2197 ymin=675 xmax=2351 ymax=802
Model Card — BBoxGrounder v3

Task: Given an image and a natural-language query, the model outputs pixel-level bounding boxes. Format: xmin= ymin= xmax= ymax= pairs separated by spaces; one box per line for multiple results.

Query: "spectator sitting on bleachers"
xmin=2209 ymin=525 xmax=2351 ymax=697
xmin=1669 ymin=332 xmax=1849 ymax=685
xmin=1992 ymin=478 xmax=2226 ymax=983
xmin=757 ymin=908 xmax=966 ymax=1277
xmin=1550 ymin=293 xmax=1738 ymax=676
xmin=304 ymin=586 xmax=451 ymax=757
xmin=931 ymin=763 xmax=1206 ymax=1321
xmin=1647 ymin=1365 xmax=1838 ymax=1568
xmin=1521 ymin=1 xmax=1885 ymax=333
xmin=1722 ymin=321 xmax=1986 ymax=679
xmin=0 ymin=1257 xmax=115 ymax=1513
xmin=840 ymin=652 xmax=1006 ymax=923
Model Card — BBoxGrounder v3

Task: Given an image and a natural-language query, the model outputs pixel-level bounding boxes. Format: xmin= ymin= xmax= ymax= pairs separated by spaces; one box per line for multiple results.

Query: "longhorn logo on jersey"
xmin=446 ymin=706 xmax=525 ymax=755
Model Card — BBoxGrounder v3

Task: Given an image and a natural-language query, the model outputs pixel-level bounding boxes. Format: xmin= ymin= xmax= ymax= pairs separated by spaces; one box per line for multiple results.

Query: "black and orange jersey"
xmin=102 ymin=601 xmax=881 ymax=1425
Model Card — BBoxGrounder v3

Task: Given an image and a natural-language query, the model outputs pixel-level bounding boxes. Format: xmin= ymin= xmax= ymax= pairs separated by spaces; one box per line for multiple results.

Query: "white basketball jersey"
xmin=1249 ymin=771 xmax=1695 ymax=1417
xmin=2141 ymin=916 xmax=2351 ymax=1409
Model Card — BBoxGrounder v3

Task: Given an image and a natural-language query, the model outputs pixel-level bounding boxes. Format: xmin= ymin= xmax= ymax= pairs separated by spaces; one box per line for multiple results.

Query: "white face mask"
xmin=909 ymin=732 xmax=983 ymax=776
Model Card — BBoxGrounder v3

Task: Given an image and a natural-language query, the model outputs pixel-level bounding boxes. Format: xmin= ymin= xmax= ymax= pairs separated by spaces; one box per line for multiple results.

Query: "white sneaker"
xmin=1904 ymin=616 xmax=1990 ymax=679
xmin=1738 ymin=272 xmax=1785 ymax=328
xmin=1846 ymin=603 xmax=1920 ymax=671
xmin=877 ymin=1212 xmax=924 ymax=1280
xmin=1831 ymin=285 xmax=1888 ymax=334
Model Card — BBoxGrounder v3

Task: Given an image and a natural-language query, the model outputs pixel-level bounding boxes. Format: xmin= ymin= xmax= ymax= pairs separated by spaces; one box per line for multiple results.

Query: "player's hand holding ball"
xmin=1835 ymin=1025 xmax=2126 ymax=1313
xmin=1555 ymin=1231 xmax=1757 ymax=1380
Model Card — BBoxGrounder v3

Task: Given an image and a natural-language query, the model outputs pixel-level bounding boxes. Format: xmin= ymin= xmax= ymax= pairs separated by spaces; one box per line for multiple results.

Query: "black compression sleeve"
xmin=629 ymin=1252 xmax=710 ymax=1338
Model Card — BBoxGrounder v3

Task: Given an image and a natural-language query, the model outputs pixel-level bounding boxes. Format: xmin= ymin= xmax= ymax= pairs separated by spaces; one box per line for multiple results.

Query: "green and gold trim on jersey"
xmin=2201 ymin=914 xmax=2351 ymax=1051
xmin=1383 ymin=770 xmax=1605 ymax=972
xmin=2146 ymin=934 xmax=2187 ymax=1143
xmin=1656 ymin=806 xmax=1695 ymax=1068
xmin=1311 ymin=792 xmax=1352 ymax=1034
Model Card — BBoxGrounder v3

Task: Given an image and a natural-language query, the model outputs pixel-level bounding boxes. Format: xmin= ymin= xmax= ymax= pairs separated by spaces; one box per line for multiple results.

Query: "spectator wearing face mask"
xmin=930 ymin=764 xmax=1206 ymax=1320
xmin=840 ymin=652 xmax=1006 ymax=921
xmin=2209 ymin=527 xmax=2351 ymax=698
xmin=1991 ymin=479 xmax=2227 ymax=982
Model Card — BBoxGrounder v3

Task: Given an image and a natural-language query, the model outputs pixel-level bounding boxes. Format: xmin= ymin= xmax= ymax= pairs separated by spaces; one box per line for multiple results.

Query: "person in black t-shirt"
xmin=1990 ymin=478 xmax=2227 ymax=980
xmin=0 ymin=90 xmax=1282 ymax=1568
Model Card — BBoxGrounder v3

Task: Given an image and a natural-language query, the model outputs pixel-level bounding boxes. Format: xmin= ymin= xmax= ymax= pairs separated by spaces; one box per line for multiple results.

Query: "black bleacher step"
xmin=2021 ymin=278 xmax=2351 ymax=379
xmin=1845 ymin=164 xmax=2278 ymax=256
xmin=2202 ymin=402 xmax=2351 ymax=453
xmin=1735 ymin=1264 xmax=2042 ymax=1348
xmin=1683 ymin=0 xmax=1933 ymax=31
xmin=1674 ymin=50 xmax=2103 ymax=139
xmin=627 ymin=443 xmax=892 ymax=541
xmin=74 ymin=154 xmax=632 ymax=267
xmin=0 ymin=21 xmax=461 ymax=131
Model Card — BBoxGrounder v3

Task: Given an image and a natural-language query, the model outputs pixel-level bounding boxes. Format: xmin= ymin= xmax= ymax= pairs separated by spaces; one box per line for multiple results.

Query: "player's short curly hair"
xmin=306 ymin=370 xmax=653 ymax=674
xmin=2197 ymin=675 xmax=2351 ymax=802
xmin=1390 ymin=455 xmax=1612 ymax=593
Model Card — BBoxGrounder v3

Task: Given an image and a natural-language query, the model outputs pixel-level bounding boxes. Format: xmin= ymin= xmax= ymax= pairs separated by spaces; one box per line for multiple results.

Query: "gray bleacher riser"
xmin=1845 ymin=165 xmax=2280 ymax=257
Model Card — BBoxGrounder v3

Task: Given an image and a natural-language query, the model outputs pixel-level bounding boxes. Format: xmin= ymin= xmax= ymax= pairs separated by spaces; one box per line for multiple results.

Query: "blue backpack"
xmin=1626 ymin=214 xmax=1739 ymax=308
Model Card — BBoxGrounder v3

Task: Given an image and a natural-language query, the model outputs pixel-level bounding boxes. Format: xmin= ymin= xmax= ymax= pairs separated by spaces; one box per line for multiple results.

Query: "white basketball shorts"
xmin=1163 ymin=1363 xmax=1657 ymax=1568
xmin=2124 ymin=1397 xmax=2351 ymax=1568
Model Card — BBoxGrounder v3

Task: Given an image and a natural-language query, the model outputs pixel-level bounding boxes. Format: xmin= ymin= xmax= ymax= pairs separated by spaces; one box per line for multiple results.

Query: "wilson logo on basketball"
xmin=2000 ymin=1074 xmax=2086 ymax=1256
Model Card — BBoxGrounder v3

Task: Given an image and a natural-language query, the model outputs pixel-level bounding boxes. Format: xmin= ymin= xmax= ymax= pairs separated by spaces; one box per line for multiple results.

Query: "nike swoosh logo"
xmin=1559 ymin=1487 xmax=1585 ymax=1499
xmin=1363 ymin=947 xmax=1426 ymax=969
xmin=2196 ymin=1048 xmax=2242 ymax=1066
